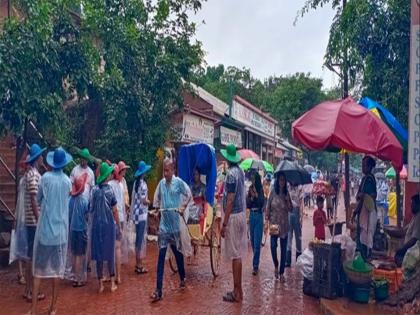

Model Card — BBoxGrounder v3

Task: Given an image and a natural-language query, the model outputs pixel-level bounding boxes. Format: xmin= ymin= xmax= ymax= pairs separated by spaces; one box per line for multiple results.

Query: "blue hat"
xmin=135 ymin=161 xmax=151 ymax=177
xmin=26 ymin=144 xmax=46 ymax=163
xmin=46 ymin=147 xmax=73 ymax=169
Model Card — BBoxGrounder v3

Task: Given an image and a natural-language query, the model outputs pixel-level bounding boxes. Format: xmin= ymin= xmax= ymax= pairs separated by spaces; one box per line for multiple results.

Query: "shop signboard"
xmin=408 ymin=0 xmax=420 ymax=181
xmin=220 ymin=126 xmax=242 ymax=148
xmin=182 ymin=114 xmax=214 ymax=145
xmin=232 ymin=100 xmax=275 ymax=138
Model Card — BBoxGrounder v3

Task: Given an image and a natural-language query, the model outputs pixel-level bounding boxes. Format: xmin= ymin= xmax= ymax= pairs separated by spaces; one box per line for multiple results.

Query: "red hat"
xmin=117 ymin=161 xmax=130 ymax=173
xmin=71 ymin=173 xmax=88 ymax=197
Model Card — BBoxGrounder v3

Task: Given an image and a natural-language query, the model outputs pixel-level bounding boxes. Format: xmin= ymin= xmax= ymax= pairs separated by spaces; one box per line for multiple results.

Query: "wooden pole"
xmin=396 ymin=172 xmax=402 ymax=228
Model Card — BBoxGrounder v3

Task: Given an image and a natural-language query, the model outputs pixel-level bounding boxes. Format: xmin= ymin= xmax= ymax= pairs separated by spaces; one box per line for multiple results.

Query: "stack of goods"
xmin=344 ymin=255 xmax=373 ymax=303
xmin=373 ymin=268 xmax=403 ymax=295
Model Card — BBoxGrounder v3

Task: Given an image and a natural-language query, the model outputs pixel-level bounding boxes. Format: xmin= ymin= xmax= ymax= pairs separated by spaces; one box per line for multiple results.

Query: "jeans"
xmin=156 ymin=244 xmax=185 ymax=294
xmin=270 ymin=235 xmax=288 ymax=275
xmin=96 ymin=260 xmax=115 ymax=279
xmin=287 ymin=208 xmax=302 ymax=255
xmin=249 ymin=211 xmax=263 ymax=270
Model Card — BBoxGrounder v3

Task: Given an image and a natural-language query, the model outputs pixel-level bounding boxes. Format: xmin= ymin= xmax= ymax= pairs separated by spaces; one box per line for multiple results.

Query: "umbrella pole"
xmin=396 ymin=172 xmax=402 ymax=228
xmin=344 ymin=153 xmax=351 ymax=226
xmin=332 ymin=197 xmax=337 ymax=243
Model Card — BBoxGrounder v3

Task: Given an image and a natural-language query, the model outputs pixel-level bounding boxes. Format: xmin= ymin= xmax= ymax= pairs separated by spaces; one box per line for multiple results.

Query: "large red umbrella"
xmin=292 ymin=97 xmax=403 ymax=170
xmin=238 ymin=149 xmax=260 ymax=160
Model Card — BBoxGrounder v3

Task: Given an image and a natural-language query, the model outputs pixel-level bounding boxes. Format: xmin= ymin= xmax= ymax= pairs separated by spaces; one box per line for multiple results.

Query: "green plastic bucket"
xmin=374 ymin=280 xmax=389 ymax=301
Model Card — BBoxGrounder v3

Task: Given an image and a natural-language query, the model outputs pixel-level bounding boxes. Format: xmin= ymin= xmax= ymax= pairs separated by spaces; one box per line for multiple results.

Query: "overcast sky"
xmin=192 ymin=0 xmax=339 ymax=89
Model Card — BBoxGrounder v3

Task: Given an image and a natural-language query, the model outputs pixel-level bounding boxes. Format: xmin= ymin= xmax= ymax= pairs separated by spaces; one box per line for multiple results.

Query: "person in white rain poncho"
xmin=28 ymin=147 xmax=72 ymax=315
xmin=131 ymin=161 xmax=152 ymax=275
xmin=150 ymin=159 xmax=192 ymax=302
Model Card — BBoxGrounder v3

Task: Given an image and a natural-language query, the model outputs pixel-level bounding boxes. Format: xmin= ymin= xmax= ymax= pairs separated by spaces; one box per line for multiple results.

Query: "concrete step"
xmin=321 ymin=298 xmax=398 ymax=315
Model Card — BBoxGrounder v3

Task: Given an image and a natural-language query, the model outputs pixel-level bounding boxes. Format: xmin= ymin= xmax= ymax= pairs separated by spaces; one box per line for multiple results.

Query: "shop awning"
xmin=281 ymin=140 xmax=302 ymax=153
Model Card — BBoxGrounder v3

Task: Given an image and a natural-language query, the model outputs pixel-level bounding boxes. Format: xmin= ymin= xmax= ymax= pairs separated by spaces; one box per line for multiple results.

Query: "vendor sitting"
xmin=188 ymin=168 xmax=207 ymax=225
xmin=395 ymin=194 xmax=420 ymax=267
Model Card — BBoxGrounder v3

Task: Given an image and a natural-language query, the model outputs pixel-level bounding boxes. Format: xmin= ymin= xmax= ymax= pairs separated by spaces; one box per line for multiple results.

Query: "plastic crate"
xmin=303 ymin=277 xmax=317 ymax=297
xmin=312 ymin=242 xmax=343 ymax=299
xmin=373 ymin=268 xmax=403 ymax=295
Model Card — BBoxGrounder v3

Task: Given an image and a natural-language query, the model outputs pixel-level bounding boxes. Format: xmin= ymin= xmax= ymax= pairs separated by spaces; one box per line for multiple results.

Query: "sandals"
xmin=223 ymin=291 xmax=239 ymax=303
xmin=72 ymin=281 xmax=86 ymax=288
xmin=18 ymin=274 xmax=26 ymax=285
xmin=150 ymin=291 xmax=162 ymax=303
xmin=23 ymin=292 xmax=46 ymax=302
xmin=135 ymin=266 xmax=148 ymax=274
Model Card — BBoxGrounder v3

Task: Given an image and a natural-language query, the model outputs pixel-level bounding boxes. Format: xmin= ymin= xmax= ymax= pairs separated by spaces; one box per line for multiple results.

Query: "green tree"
xmin=0 ymin=0 xmax=91 ymax=141
xmin=0 ymin=0 xmax=204 ymax=176
xmin=83 ymin=0 xmax=204 ymax=167
xmin=299 ymin=0 xmax=410 ymax=127
xmin=261 ymin=73 xmax=326 ymax=139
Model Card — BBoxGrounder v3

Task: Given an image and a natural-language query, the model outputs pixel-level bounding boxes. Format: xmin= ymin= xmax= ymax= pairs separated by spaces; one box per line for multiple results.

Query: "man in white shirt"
xmin=70 ymin=148 xmax=95 ymax=201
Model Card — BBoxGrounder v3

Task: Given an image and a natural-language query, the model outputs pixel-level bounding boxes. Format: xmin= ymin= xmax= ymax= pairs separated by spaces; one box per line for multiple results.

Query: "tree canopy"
xmin=299 ymin=0 xmax=410 ymax=128
xmin=0 ymin=0 xmax=204 ymax=174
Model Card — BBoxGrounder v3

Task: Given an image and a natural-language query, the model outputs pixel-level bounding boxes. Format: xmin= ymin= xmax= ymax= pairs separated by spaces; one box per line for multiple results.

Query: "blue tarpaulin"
xmin=359 ymin=97 xmax=408 ymax=151
xmin=177 ymin=143 xmax=217 ymax=206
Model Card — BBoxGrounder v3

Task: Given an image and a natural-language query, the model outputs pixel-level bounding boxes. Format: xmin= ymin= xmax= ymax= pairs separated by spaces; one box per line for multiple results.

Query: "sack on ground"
xmin=402 ymin=241 xmax=420 ymax=280
xmin=296 ymin=248 xmax=314 ymax=281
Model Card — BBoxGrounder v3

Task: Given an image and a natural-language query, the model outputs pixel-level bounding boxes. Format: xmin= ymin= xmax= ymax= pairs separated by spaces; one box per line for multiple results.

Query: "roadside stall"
xmin=292 ymin=97 xmax=411 ymax=306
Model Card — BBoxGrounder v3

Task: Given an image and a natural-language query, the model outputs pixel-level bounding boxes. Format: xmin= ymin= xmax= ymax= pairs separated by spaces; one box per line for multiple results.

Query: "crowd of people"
xmin=13 ymin=144 xmax=153 ymax=314
xmin=11 ymin=140 xmax=420 ymax=314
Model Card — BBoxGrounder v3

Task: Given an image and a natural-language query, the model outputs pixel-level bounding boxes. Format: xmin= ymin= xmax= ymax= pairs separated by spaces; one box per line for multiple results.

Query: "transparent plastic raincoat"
xmin=33 ymin=170 xmax=72 ymax=278
xmin=109 ymin=180 xmax=129 ymax=263
xmin=64 ymin=195 xmax=89 ymax=282
xmin=129 ymin=178 xmax=149 ymax=258
xmin=9 ymin=178 xmax=29 ymax=263
xmin=153 ymin=177 xmax=192 ymax=257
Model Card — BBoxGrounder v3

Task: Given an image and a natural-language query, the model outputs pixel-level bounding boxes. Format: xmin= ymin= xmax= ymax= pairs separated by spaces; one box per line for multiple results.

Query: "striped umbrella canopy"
xmin=359 ymin=97 xmax=408 ymax=152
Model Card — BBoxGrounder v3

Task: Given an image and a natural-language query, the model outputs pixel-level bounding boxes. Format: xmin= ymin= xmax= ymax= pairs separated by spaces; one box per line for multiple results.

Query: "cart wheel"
xmin=210 ymin=217 xmax=221 ymax=278
xmin=168 ymin=249 xmax=178 ymax=273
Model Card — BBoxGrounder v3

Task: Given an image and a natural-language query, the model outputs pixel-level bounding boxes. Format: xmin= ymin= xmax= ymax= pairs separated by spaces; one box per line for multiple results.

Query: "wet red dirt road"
xmin=0 ymin=213 xmax=324 ymax=315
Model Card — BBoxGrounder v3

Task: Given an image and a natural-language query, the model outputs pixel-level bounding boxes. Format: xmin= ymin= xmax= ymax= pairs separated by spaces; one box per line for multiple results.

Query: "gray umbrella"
xmin=274 ymin=160 xmax=312 ymax=186
xmin=303 ymin=164 xmax=315 ymax=173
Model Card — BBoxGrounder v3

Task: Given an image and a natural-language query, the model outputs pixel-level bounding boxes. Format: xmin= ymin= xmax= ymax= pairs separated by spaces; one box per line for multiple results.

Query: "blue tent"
xmin=359 ymin=97 xmax=408 ymax=151
xmin=177 ymin=143 xmax=217 ymax=206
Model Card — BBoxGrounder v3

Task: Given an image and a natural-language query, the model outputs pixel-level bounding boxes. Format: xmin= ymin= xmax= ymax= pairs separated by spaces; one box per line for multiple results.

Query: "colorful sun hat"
xmin=135 ymin=161 xmax=151 ymax=177
xmin=71 ymin=173 xmax=88 ymax=197
xmin=26 ymin=144 xmax=46 ymax=163
xmin=46 ymin=147 xmax=73 ymax=169
xmin=97 ymin=162 xmax=115 ymax=184
xmin=78 ymin=148 xmax=93 ymax=162
xmin=220 ymin=144 xmax=241 ymax=164
xmin=117 ymin=161 xmax=130 ymax=173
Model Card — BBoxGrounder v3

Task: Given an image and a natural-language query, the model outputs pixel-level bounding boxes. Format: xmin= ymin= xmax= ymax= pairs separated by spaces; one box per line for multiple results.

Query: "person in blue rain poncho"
xmin=90 ymin=162 xmax=120 ymax=294
xmin=27 ymin=147 xmax=72 ymax=315
xmin=150 ymin=158 xmax=192 ymax=302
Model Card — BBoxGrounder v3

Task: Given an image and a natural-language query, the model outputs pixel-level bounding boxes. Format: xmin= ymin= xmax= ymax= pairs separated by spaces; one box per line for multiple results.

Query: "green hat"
xmin=78 ymin=148 xmax=93 ymax=162
xmin=221 ymin=144 xmax=241 ymax=164
xmin=97 ymin=162 xmax=115 ymax=184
